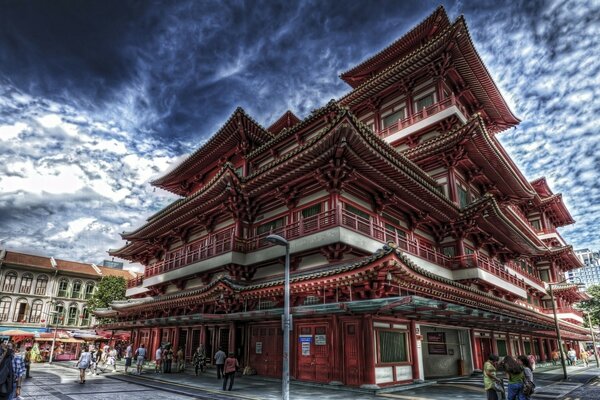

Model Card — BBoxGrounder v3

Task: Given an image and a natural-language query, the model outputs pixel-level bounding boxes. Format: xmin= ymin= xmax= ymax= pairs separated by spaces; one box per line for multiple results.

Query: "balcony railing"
xmin=378 ymin=94 xmax=469 ymax=139
xmin=505 ymin=261 xmax=545 ymax=287
xmin=450 ymin=254 xmax=527 ymax=290
xmin=19 ymin=286 xmax=32 ymax=294
xmin=3 ymin=284 xmax=15 ymax=292
xmin=542 ymin=307 xmax=584 ymax=318
xmin=35 ymin=287 xmax=47 ymax=295
xmin=127 ymin=275 xmax=144 ymax=288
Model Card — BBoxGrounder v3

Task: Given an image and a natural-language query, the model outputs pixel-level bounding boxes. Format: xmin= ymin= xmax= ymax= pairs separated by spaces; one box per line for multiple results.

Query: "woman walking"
xmin=483 ymin=354 xmax=503 ymax=400
xmin=502 ymin=355 xmax=526 ymax=400
xmin=76 ymin=346 xmax=92 ymax=384
xmin=517 ymin=355 xmax=535 ymax=399
xmin=192 ymin=345 xmax=206 ymax=376
xmin=222 ymin=352 xmax=239 ymax=391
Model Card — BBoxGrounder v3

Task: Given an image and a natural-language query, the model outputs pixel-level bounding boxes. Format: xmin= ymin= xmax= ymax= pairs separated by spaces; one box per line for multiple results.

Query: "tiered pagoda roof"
xmin=530 ymin=177 xmax=575 ymax=227
xmin=267 ymin=110 xmax=301 ymax=135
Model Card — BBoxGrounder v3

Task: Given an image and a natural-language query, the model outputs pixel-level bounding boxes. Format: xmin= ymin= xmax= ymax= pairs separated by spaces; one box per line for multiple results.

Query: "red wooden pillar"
xmin=538 ymin=338 xmax=546 ymax=361
xmin=331 ymin=315 xmax=342 ymax=383
xmin=470 ymin=329 xmax=481 ymax=370
xmin=362 ymin=315 xmax=376 ymax=385
xmin=491 ymin=331 xmax=498 ymax=355
xmin=173 ymin=327 xmax=180 ymax=352
xmin=199 ymin=325 xmax=206 ymax=346
xmin=447 ymin=168 xmax=458 ymax=204
xmin=506 ymin=332 xmax=512 ymax=356
xmin=228 ymin=322 xmax=236 ymax=354
xmin=410 ymin=321 xmax=420 ymax=381
xmin=152 ymin=328 xmax=161 ymax=359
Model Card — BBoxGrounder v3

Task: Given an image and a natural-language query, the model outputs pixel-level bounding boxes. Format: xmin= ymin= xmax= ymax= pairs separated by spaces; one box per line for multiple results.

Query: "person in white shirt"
xmin=135 ymin=344 xmax=146 ymax=374
xmin=214 ymin=348 xmax=226 ymax=379
xmin=155 ymin=346 xmax=162 ymax=374
xmin=124 ymin=343 xmax=133 ymax=374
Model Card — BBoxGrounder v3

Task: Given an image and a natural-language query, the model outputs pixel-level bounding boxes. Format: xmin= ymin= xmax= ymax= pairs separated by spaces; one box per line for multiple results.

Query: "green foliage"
xmin=578 ymin=284 xmax=600 ymax=327
xmin=87 ymin=275 xmax=127 ymax=312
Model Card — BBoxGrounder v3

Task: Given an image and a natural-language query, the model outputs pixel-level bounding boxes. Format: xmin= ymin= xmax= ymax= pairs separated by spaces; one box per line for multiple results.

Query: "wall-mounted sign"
xmin=299 ymin=335 xmax=312 ymax=343
xmin=255 ymin=342 xmax=262 ymax=354
xmin=301 ymin=342 xmax=311 ymax=356
xmin=427 ymin=332 xmax=447 ymax=355
xmin=315 ymin=334 xmax=326 ymax=345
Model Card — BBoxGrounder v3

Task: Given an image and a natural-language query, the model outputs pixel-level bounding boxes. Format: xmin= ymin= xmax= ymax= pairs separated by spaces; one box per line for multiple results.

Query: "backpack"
xmin=0 ymin=350 xmax=14 ymax=400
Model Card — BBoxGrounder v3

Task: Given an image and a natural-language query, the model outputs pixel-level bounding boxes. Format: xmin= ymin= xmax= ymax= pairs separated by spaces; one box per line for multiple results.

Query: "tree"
xmin=578 ymin=284 xmax=600 ymax=327
xmin=87 ymin=275 xmax=127 ymax=313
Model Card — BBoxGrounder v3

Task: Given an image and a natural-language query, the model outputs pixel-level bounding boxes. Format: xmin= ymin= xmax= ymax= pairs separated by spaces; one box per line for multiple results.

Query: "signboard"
xmin=315 ymin=334 xmax=326 ymax=346
xmin=255 ymin=341 xmax=262 ymax=354
xmin=427 ymin=332 xmax=447 ymax=355
xmin=299 ymin=335 xmax=312 ymax=343
xmin=301 ymin=342 xmax=311 ymax=356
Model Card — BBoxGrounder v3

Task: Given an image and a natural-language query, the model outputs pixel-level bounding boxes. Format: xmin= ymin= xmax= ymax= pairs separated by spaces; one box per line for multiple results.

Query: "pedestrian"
xmin=89 ymin=348 xmax=98 ymax=376
xmin=75 ymin=346 xmax=92 ymax=384
xmin=214 ymin=348 xmax=226 ymax=379
xmin=483 ymin=354 xmax=503 ymax=400
xmin=135 ymin=344 xmax=146 ymax=375
xmin=192 ymin=345 xmax=206 ymax=376
xmin=222 ymin=352 xmax=239 ymax=391
xmin=0 ymin=342 xmax=15 ymax=400
xmin=176 ymin=348 xmax=185 ymax=372
xmin=567 ymin=348 xmax=577 ymax=366
xmin=550 ymin=349 xmax=559 ymax=366
xmin=164 ymin=346 xmax=173 ymax=373
xmin=580 ymin=350 xmax=589 ymax=367
xmin=154 ymin=346 xmax=162 ymax=374
xmin=517 ymin=355 xmax=535 ymax=399
xmin=108 ymin=348 xmax=117 ymax=372
xmin=124 ymin=343 xmax=133 ymax=374
xmin=526 ymin=354 xmax=536 ymax=371
xmin=23 ymin=347 xmax=31 ymax=379
xmin=501 ymin=355 xmax=526 ymax=400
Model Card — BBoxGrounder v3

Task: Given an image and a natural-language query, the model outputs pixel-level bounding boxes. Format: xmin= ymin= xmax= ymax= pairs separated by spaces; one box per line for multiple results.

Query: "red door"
xmin=343 ymin=322 xmax=361 ymax=386
xmin=249 ymin=325 xmax=282 ymax=377
xmin=480 ymin=338 xmax=493 ymax=366
xmin=296 ymin=324 xmax=330 ymax=383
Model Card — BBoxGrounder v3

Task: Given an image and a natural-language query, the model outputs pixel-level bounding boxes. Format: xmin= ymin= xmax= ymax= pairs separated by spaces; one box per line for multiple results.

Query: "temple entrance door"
xmin=297 ymin=323 xmax=330 ymax=383
xmin=178 ymin=330 xmax=188 ymax=358
xmin=343 ymin=321 xmax=360 ymax=386
xmin=479 ymin=338 xmax=493 ymax=366
xmin=249 ymin=325 xmax=282 ymax=377
xmin=218 ymin=327 xmax=229 ymax=353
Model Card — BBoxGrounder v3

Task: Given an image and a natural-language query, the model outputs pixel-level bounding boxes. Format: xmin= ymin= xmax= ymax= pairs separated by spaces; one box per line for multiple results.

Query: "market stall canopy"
xmin=0 ymin=329 xmax=35 ymax=336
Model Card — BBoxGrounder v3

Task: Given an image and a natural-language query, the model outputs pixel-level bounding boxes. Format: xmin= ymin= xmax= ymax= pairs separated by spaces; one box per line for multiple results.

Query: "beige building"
xmin=0 ymin=249 xmax=138 ymax=334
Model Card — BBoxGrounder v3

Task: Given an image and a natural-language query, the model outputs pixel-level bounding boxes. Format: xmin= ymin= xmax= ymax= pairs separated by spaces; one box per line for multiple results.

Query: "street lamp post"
xmin=548 ymin=282 xmax=568 ymax=380
xmin=586 ymin=313 xmax=600 ymax=367
xmin=266 ymin=234 xmax=291 ymax=400
xmin=48 ymin=311 xmax=59 ymax=364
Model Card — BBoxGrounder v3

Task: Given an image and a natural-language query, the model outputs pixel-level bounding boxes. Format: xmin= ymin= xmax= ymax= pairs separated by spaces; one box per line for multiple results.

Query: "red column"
xmin=363 ymin=316 xmax=376 ymax=385
xmin=491 ymin=331 xmax=498 ymax=355
xmin=410 ymin=321 xmax=420 ymax=381
xmin=470 ymin=330 xmax=481 ymax=370
xmin=331 ymin=315 xmax=342 ymax=383
xmin=173 ymin=327 xmax=180 ymax=353
xmin=229 ymin=322 xmax=236 ymax=354
xmin=538 ymin=338 xmax=546 ymax=361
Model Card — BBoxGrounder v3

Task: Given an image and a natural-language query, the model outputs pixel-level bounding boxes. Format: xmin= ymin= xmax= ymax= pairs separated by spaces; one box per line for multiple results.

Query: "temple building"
xmin=99 ymin=7 xmax=588 ymax=387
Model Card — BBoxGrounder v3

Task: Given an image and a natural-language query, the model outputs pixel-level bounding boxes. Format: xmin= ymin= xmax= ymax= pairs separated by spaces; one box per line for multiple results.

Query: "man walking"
xmin=154 ymin=346 xmax=162 ymax=374
xmin=135 ymin=344 xmax=146 ymax=375
xmin=214 ymin=348 xmax=226 ymax=379
xmin=23 ymin=347 xmax=31 ymax=379
xmin=124 ymin=343 xmax=133 ymax=374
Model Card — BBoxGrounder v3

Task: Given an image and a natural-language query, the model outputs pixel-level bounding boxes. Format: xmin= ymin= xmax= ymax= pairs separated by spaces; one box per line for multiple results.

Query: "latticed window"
xmin=29 ymin=300 xmax=43 ymax=323
xmin=35 ymin=275 xmax=48 ymax=295
xmin=303 ymin=296 xmax=321 ymax=305
xmin=3 ymin=272 xmax=17 ymax=292
xmin=52 ymin=303 xmax=64 ymax=325
xmin=19 ymin=273 xmax=33 ymax=294
xmin=0 ymin=297 xmax=11 ymax=322
xmin=345 ymin=204 xmax=370 ymax=220
xmin=84 ymin=282 xmax=95 ymax=299
xmin=415 ymin=93 xmax=434 ymax=111
xmin=71 ymin=281 xmax=82 ymax=299
xmin=301 ymin=204 xmax=321 ymax=219
xmin=382 ymin=108 xmax=405 ymax=129
xmin=13 ymin=299 xmax=29 ymax=322
xmin=258 ymin=299 xmax=276 ymax=310
xmin=378 ymin=330 xmax=408 ymax=363
xmin=458 ymin=185 xmax=469 ymax=208
xmin=67 ymin=305 xmax=78 ymax=326
xmin=57 ymin=279 xmax=69 ymax=297
xmin=80 ymin=307 xmax=90 ymax=326
xmin=257 ymin=217 xmax=284 ymax=235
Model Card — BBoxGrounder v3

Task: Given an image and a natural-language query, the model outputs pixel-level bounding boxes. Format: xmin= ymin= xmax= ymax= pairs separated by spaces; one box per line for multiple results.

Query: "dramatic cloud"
xmin=0 ymin=0 xmax=598 ymax=268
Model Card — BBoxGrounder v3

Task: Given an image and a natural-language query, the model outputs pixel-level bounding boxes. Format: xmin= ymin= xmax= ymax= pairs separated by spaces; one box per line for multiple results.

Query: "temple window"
xmin=257 ymin=217 xmax=285 ymax=235
xmin=457 ymin=184 xmax=469 ymax=208
xmin=300 ymin=203 xmax=322 ymax=219
xmin=2 ymin=271 xmax=17 ymax=292
xmin=464 ymin=247 xmax=475 ymax=255
xmin=539 ymin=270 xmax=550 ymax=282
xmin=0 ymin=297 xmax=12 ymax=321
xmin=377 ymin=329 xmax=408 ymax=363
xmin=304 ymin=295 xmax=321 ymax=305
xmin=345 ymin=204 xmax=371 ymax=220
xmin=381 ymin=106 xmax=406 ymax=129
xmin=35 ymin=275 xmax=48 ymax=295
xmin=530 ymin=219 xmax=541 ymax=231
xmin=414 ymin=91 xmax=436 ymax=111
xmin=29 ymin=300 xmax=43 ymax=323
xmin=442 ymin=246 xmax=456 ymax=257
xmin=19 ymin=273 xmax=33 ymax=294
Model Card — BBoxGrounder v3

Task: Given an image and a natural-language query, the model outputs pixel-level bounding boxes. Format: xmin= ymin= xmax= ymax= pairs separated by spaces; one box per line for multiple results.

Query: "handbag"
xmin=523 ymin=379 xmax=535 ymax=396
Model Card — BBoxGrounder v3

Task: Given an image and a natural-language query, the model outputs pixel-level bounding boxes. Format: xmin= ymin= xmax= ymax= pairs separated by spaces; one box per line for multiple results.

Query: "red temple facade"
xmin=99 ymin=7 xmax=588 ymax=387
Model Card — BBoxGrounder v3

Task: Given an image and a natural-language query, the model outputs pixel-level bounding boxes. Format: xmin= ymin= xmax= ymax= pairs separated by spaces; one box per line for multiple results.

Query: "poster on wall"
xmin=255 ymin=342 xmax=262 ymax=354
xmin=427 ymin=332 xmax=447 ymax=355
xmin=301 ymin=342 xmax=311 ymax=356
xmin=315 ymin=334 xmax=326 ymax=345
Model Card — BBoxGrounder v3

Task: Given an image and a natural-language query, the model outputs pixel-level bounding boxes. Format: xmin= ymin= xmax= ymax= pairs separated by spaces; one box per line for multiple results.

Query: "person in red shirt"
xmin=222 ymin=352 xmax=239 ymax=391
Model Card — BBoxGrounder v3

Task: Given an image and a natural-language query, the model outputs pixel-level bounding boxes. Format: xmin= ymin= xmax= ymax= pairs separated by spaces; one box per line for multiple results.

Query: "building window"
xmin=29 ymin=300 xmax=43 ymax=323
xmin=345 ymin=204 xmax=370 ymax=220
xmin=3 ymin=271 xmax=17 ymax=292
xmin=442 ymin=246 xmax=456 ymax=257
xmin=71 ymin=281 xmax=82 ymax=299
xmin=84 ymin=282 xmax=95 ymax=300
xmin=35 ymin=275 xmax=48 ymax=295
xmin=257 ymin=217 xmax=285 ymax=235
xmin=57 ymin=279 xmax=69 ymax=297
xmin=0 ymin=297 xmax=11 ymax=322
xmin=530 ymin=219 xmax=541 ymax=231
xmin=13 ymin=299 xmax=29 ymax=323
xmin=301 ymin=203 xmax=322 ymax=219
xmin=304 ymin=296 xmax=321 ymax=305
xmin=378 ymin=330 xmax=408 ymax=363
xmin=81 ymin=307 xmax=90 ymax=326
xmin=464 ymin=247 xmax=475 ymax=255
xmin=19 ymin=273 xmax=33 ymax=294
xmin=67 ymin=305 xmax=79 ymax=326
xmin=458 ymin=185 xmax=469 ymax=208
xmin=382 ymin=108 xmax=406 ymax=129
xmin=52 ymin=303 xmax=64 ymax=325
xmin=414 ymin=93 xmax=435 ymax=111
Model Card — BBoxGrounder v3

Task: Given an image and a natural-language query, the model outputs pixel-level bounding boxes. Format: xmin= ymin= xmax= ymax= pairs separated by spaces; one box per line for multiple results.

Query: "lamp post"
xmin=547 ymin=278 xmax=585 ymax=380
xmin=266 ymin=234 xmax=290 ymax=400
xmin=48 ymin=311 xmax=60 ymax=364
xmin=586 ymin=313 xmax=600 ymax=367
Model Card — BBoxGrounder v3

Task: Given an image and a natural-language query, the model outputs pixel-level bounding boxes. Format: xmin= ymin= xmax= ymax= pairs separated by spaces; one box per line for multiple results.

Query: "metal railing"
xmin=450 ymin=254 xmax=527 ymax=290
xmin=378 ymin=94 xmax=469 ymax=139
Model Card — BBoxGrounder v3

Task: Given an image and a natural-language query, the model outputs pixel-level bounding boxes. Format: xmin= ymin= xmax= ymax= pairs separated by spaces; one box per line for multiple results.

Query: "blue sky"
xmin=0 ymin=0 xmax=598 ymax=270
